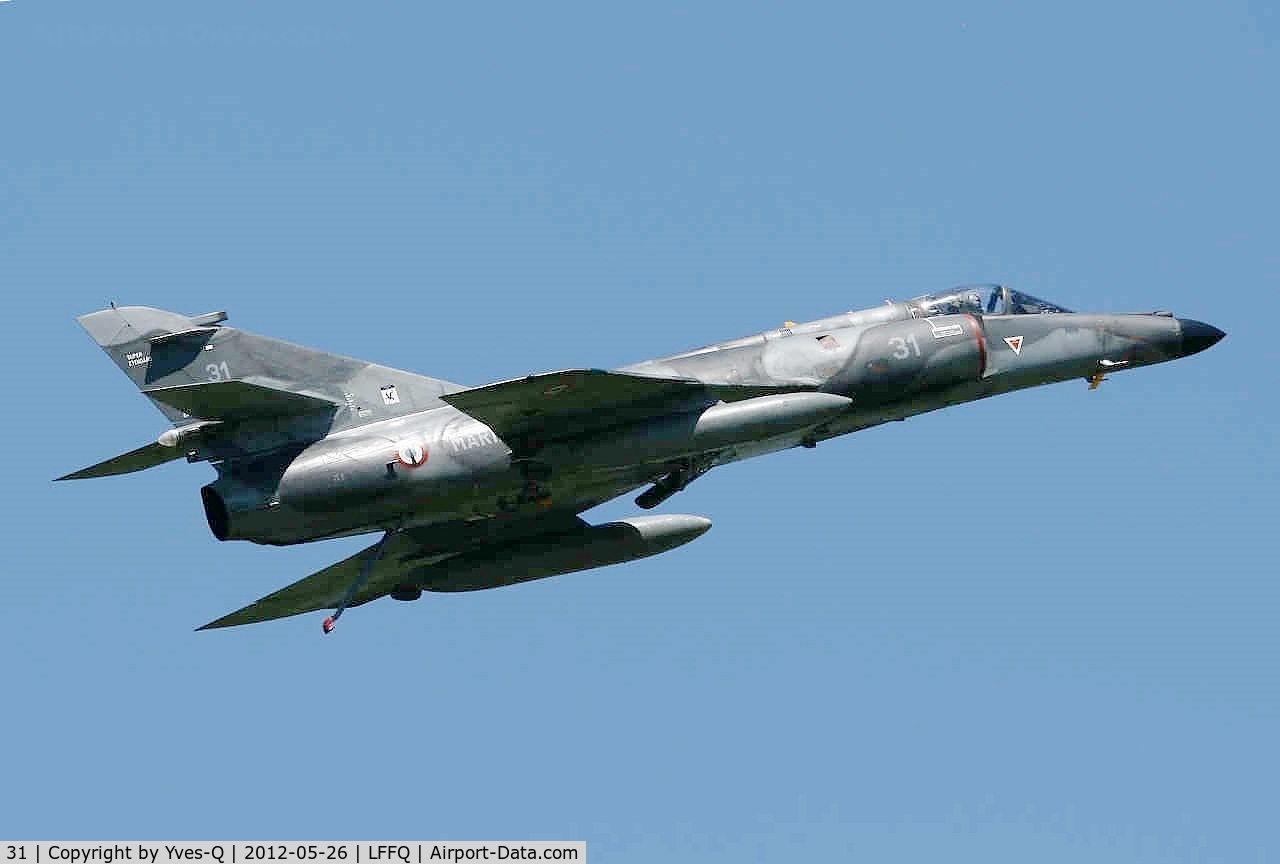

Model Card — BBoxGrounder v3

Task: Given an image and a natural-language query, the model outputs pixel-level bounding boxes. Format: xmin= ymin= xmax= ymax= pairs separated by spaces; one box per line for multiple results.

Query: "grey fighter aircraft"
xmin=60 ymin=286 xmax=1223 ymax=633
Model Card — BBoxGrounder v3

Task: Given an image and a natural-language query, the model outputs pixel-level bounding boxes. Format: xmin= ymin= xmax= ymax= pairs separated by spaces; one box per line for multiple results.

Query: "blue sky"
xmin=2 ymin=2 xmax=1275 ymax=860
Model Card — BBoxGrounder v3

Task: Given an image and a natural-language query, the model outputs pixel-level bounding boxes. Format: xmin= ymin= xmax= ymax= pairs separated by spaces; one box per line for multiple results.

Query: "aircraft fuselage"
xmin=201 ymin=298 xmax=1219 ymax=547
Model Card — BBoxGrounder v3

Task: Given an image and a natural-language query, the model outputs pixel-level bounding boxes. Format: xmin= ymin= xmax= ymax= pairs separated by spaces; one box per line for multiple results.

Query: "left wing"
xmin=440 ymin=369 xmax=796 ymax=451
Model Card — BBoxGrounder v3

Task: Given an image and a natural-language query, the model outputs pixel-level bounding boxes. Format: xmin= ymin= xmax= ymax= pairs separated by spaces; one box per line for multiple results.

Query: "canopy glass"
xmin=907 ymin=285 xmax=1073 ymax=318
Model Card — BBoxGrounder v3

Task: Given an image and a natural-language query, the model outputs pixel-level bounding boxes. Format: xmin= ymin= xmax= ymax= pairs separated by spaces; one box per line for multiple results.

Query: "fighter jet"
xmin=60 ymin=285 xmax=1223 ymax=633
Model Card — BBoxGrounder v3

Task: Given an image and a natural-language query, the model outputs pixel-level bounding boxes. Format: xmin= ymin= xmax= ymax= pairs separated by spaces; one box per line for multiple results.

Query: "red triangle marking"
xmin=1004 ymin=336 xmax=1024 ymax=355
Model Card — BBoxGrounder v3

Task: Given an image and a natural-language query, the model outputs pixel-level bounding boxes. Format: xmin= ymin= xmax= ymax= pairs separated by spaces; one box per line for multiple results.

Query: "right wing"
xmin=197 ymin=531 xmax=444 ymax=630
xmin=198 ymin=513 xmax=588 ymax=630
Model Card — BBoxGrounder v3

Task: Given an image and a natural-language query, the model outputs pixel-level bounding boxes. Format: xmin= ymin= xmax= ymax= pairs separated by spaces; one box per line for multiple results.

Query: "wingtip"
xmin=196 ymin=615 xmax=235 ymax=631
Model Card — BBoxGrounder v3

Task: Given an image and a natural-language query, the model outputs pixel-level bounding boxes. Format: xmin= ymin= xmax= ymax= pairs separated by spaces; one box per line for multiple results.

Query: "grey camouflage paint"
xmin=61 ymin=286 xmax=1223 ymax=630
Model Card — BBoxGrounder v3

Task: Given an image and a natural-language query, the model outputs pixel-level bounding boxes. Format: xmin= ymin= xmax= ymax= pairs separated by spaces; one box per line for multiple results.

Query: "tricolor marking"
xmin=395 ymin=443 xmax=429 ymax=469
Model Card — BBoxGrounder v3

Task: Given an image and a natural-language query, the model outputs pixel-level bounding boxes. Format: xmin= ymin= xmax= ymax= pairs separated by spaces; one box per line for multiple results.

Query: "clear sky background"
xmin=2 ymin=2 xmax=1275 ymax=861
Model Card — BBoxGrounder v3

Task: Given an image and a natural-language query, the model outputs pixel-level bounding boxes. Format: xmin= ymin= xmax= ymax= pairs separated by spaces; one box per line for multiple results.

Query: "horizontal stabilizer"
xmin=441 ymin=369 xmax=799 ymax=448
xmin=56 ymin=441 xmax=186 ymax=481
xmin=143 ymin=379 xmax=341 ymax=421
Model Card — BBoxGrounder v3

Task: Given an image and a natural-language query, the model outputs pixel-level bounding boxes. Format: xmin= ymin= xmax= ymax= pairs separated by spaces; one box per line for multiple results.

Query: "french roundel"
xmin=395 ymin=442 xmax=429 ymax=469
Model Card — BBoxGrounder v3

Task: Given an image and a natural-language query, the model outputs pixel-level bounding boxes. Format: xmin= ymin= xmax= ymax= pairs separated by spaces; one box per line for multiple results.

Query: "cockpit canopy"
xmin=907 ymin=285 xmax=1073 ymax=318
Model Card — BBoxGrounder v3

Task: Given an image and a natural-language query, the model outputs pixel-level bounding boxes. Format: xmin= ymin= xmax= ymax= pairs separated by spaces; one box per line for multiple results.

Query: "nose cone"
xmin=1179 ymin=319 xmax=1226 ymax=357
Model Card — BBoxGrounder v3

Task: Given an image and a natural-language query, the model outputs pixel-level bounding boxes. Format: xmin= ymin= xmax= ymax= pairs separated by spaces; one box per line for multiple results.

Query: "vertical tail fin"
xmin=76 ymin=306 xmax=465 ymax=428
xmin=78 ymin=306 xmax=225 ymax=423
